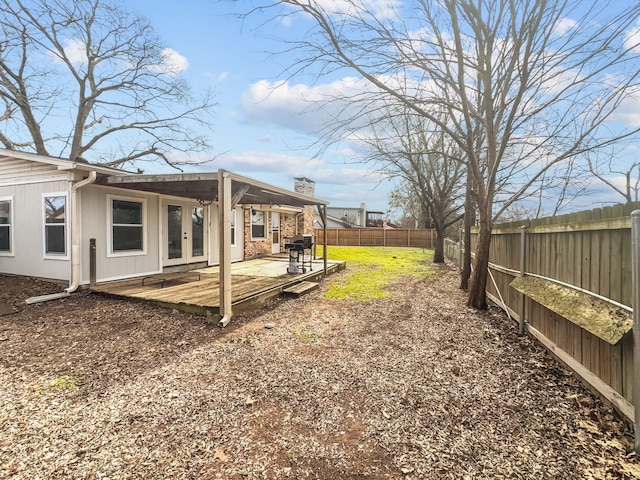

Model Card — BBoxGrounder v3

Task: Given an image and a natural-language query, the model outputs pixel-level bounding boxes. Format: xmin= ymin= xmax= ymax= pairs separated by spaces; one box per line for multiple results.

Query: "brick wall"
xmin=242 ymin=205 xmax=317 ymax=259
xmin=280 ymin=213 xmax=297 ymax=243
xmin=243 ymin=208 xmax=271 ymax=259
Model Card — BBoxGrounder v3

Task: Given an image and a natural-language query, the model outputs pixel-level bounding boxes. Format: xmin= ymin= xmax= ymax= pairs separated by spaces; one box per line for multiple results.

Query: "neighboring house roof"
xmin=328 ymin=214 xmax=356 ymax=228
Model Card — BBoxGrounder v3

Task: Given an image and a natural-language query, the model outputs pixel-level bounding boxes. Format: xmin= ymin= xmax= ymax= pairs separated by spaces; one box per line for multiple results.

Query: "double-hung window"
xmin=110 ymin=196 xmax=146 ymax=254
xmin=251 ymin=209 xmax=266 ymax=240
xmin=44 ymin=194 xmax=67 ymax=257
xmin=0 ymin=197 xmax=12 ymax=254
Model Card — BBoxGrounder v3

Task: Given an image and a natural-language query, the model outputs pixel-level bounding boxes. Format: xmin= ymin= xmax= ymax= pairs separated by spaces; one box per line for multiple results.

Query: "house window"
xmin=44 ymin=194 xmax=67 ymax=256
xmin=0 ymin=197 xmax=12 ymax=254
xmin=230 ymin=209 xmax=236 ymax=246
xmin=110 ymin=197 xmax=145 ymax=253
xmin=251 ymin=209 xmax=266 ymax=240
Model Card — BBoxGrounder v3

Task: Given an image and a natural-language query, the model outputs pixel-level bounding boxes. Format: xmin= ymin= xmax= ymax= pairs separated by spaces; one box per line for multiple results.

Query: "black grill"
xmin=285 ymin=235 xmax=314 ymax=273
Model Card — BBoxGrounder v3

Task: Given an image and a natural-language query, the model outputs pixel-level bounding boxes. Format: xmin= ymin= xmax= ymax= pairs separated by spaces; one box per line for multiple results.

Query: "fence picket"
xmin=463 ymin=202 xmax=640 ymax=422
xmin=315 ymin=228 xmax=435 ymax=248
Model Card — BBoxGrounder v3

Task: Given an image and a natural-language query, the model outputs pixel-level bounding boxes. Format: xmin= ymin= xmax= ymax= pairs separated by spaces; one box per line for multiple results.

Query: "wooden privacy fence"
xmin=466 ymin=203 xmax=639 ymax=423
xmin=315 ymin=228 xmax=435 ymax=248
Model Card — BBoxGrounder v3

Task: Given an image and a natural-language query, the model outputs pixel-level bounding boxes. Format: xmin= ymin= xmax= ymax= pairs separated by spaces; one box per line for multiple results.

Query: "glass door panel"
xmin=191 ymin=207 xmax=204 ymax=258
xmin=271 ymin=212 xmax=280 ymax=254
xmin=167 ymin=204 xmax=183 ymax=260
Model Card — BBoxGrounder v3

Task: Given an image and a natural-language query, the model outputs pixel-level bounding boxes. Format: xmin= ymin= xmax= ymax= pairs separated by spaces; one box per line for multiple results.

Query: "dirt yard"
xmin=0 ymin=265 xmax=639 ymax=479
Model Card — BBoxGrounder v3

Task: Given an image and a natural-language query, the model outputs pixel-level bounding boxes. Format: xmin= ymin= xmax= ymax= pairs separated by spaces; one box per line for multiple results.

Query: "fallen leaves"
xmin=0 ymin=268 xmax=638 ymax=479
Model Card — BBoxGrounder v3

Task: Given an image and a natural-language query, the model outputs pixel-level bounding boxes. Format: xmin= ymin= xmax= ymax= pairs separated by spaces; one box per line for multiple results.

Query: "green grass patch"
xmin=318 ymin=246 xmax=435 ymax=301
xmin=292 ymin=326 xmax=318 ymax=343
xmin=32 ymin=375 xmax=78 ymax=394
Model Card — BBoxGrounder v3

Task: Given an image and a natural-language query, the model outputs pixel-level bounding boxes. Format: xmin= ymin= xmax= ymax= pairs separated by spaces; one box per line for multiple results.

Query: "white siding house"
xmin=0 ymin=150 xmax=327 ymax=300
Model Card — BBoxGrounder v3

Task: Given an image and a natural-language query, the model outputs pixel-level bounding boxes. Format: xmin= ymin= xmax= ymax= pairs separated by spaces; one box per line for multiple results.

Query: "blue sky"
xmin=122 ymin=0 xmax=640 ymax=216
xmin=125 ymin=0 xmax=394 ymax=213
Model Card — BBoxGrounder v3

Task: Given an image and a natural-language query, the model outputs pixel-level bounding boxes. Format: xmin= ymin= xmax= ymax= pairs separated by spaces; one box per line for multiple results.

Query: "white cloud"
xmin=240 ymin=77 xmax=381 ymax=134
xmin=608 ymin=87 xmax=640 ymax=127
xmin=47 ymin=38 xmax=87 ymax=65
xmin=168 ymin=149 xmax=391 ymax=209
xmin=624 ymin=19 xmax=640 ymax=53
xmin=553 ymin=17 xmax=578 ymax=37
xmin=62 ymin=38 xmax=87 ymax=64
xmin=157 ymin=48 xmax=189 ymax=74
xmin=215 ymin=150 xmax=323 ymax=175
xmin=213 ymin=150 xmax=384 ymax=187
xmin=48 ymin=40 xmax=188 ymax=76
xmin=312 ymin=0 xmax=401 ymax=20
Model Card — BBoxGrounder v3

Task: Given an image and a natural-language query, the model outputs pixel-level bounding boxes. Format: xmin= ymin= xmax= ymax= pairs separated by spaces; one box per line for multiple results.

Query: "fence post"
xmin=518 ymin=225 xmax=528 ymax=336
xmin=632 ymin=210 xmax=640 ymax=453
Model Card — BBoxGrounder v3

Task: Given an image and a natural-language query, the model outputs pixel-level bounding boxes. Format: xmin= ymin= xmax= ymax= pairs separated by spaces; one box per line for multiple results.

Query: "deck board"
xmin=282 ymin=281 xmax=319 ymax=297
xmin=91 ymin=257 xmax=345 ymax=315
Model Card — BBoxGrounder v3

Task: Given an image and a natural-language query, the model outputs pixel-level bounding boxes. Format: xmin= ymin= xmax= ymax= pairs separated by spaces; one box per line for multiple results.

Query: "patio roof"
xmin=96 ymin=170 xmax=328 ymax=208
xmin=98 ymin=168 xmax=329 ymax=327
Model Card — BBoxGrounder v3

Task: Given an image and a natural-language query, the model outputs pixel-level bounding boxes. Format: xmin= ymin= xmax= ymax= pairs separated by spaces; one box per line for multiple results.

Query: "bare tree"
xmin=586 ymin=151 xmax=640 ymax=205
xmin=363 ymin=110 xmax=465 ymax=263
xmin=389 ymin=184 xmax=428 ymax=229
xmin=0 ymin=0 xmax=216 ymax=168
xmin=245 ymin=0 xmax=640 ymax=309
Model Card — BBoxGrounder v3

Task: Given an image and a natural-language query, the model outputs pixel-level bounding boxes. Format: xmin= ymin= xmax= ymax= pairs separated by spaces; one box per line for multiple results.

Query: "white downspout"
xmin=66 ymin=171 xmax=97 ymax=293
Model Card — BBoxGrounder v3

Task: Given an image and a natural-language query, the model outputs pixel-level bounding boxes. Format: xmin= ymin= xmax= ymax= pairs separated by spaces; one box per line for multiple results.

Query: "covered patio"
xmin=95 ymin=169 xmax=331 ymax=325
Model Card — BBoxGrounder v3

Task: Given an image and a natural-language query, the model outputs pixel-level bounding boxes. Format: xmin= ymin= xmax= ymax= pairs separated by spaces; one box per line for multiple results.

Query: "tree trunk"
xmin=433 ymin=226 xmax=445 ymax=263
xmin=459 ymin=176 xmax=473 ymax=290
xmin=467 ymin=218 xmax=492 ymax=310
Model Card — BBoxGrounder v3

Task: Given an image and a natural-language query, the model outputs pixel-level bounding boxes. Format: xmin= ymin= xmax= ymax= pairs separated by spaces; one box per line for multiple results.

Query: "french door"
xmin=271 ymin=212 xmax=281 ymax=254
xmin=164 ymin=202 xmax=208 ymax=266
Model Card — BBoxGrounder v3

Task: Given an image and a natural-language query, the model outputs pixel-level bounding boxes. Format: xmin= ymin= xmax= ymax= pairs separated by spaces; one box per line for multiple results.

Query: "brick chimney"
xmin=294 ymin=176 xmax=315 ymax=197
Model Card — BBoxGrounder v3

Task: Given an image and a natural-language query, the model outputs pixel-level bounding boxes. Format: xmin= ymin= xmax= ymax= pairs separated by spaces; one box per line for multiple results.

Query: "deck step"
xmin=282 ymin=281 xmax=319 ymax=297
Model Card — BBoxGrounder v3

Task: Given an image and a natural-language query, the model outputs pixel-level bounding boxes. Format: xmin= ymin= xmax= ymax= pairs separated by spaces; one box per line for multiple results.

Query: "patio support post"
xmin=218 ymin=170 xmax=233 ymax=327
xmin=320 ymin=204 xmax=328 ymax=274
xmin=631 ymin=210 xmax=640 ymax=453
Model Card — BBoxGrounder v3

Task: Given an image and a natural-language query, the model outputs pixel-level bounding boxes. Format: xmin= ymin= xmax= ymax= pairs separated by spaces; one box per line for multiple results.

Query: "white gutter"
xmin=66 ymin=171 xmax=97 ymax=293
xmin=218 ymin=169 xmax=233 ymax=327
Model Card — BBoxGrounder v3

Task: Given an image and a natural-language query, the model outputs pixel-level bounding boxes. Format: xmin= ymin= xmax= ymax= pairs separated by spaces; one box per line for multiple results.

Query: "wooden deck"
xmin=91 ymin=256 xmax=345 ymax=318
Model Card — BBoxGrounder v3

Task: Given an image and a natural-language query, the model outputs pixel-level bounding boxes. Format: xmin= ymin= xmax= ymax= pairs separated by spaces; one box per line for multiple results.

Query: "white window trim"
xmin=0 ymin=196 xmax=14 ymax=257
xmin=250 ymin=208 xmax=268 ymax=241
xmin=42 ymin=192 xmax=69 ymax=260
xmin=107 ymin=194 xmax=147 ymax=257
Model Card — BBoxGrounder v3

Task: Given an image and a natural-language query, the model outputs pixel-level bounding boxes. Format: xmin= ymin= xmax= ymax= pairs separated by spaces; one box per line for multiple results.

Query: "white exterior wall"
xmin=326 ymin=206 xmax=366 ymax=227
xmin=209 ymin=205 xmax=244 ymax=265
xmin=0 ymin=176 xmax=73 ymax=281
xmin=80 ymin=185 xmax=161 ymax=284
